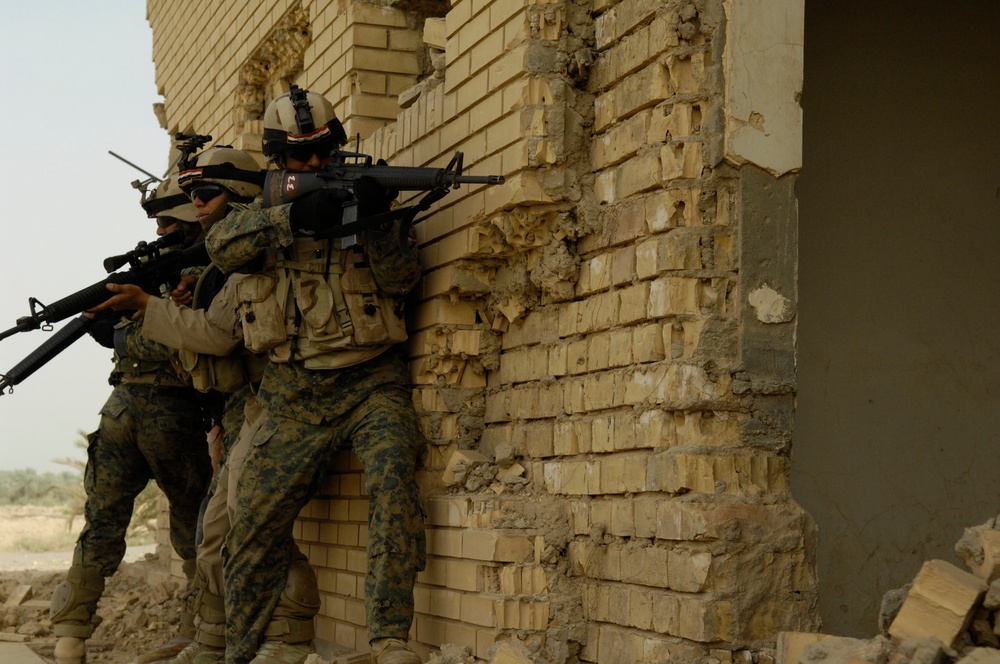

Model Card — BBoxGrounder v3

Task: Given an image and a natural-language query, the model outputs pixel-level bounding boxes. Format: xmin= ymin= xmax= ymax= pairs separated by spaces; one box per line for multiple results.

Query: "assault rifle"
xmin=0 ymin=231 xmax=208 ymax=342
xmin=263 ymin=150 xmax=505 ymax=244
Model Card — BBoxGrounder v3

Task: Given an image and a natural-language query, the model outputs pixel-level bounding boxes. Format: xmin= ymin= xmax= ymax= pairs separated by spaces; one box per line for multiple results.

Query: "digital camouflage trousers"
xmin=52 ymin=382 xmax=212 ymax=634
xmin=223 ymin=383 xmax=426 ymax=664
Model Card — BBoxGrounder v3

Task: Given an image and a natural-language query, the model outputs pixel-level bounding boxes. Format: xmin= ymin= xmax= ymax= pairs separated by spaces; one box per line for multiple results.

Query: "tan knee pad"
xmin=50 ymin=566 xmax=105 ymax=638
xmin=266 ymin=558 xmax=320 ymax=643
xmin=193 ymin=589 xmax=227 ymax=648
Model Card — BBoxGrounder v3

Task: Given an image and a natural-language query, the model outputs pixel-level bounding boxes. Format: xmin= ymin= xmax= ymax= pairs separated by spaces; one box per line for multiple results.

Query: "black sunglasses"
xmin=285 ymin=142 xmax=334 ymax=163
xmin=188 ymin=185 xmax=225 ymax=203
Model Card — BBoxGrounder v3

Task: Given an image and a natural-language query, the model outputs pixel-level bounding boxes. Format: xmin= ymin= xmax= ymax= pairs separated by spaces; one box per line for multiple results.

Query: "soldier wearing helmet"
xmin=205 ymin=86 xmax=425 ymax=664
xmin=51 ymin=176 xmax=214 ymax=664
xmin=92 ymin=145 xmax=270 ymax=664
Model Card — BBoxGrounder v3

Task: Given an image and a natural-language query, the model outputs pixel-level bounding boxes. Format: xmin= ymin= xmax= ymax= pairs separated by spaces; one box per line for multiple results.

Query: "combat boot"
xmin=370 ymin=638 xmax=422 ymax=664
xmin=54 ymin=636 xmax=86 ymax=664
xmin=136 ymin=634 xmax=193 ymax=663
xmin=51 ymin=565 xmax=105 ymax=664
xmin=165 ymin=641 xmax=225 ymax=664
xmin=248 ymin=641 xmax=315 ymax=664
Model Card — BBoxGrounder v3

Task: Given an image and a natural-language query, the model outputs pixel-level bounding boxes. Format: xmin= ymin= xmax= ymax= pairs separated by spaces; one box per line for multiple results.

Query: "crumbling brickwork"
xmin=148 ymin=0 xmax=815 ymax=660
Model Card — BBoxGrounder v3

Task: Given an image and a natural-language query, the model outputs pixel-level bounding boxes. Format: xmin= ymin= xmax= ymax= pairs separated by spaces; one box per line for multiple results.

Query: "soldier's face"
xmin=283 ymin=151 xmax=331 ymax=172
xmin=191 ymin=188 xmax=229 ymax=228
xmin=156 ymin=221 xmax=180 ymax=237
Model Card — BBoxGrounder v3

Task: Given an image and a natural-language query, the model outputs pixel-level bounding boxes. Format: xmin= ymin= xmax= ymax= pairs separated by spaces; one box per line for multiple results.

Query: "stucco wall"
xmin=796 ymin=0 xmax=1000 ymax=637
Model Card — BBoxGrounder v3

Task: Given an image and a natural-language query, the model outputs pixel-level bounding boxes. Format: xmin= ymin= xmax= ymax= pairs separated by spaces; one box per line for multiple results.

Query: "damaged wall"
xmin=147 ymin=0 xmax=815 ymax=660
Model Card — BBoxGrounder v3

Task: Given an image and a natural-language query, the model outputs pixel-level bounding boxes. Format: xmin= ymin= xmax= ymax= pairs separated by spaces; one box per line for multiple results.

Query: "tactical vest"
xmin=236 ymin=237 xmax=407 ymax=369
xmin=179 ymin=266 xmax=268 ymax=393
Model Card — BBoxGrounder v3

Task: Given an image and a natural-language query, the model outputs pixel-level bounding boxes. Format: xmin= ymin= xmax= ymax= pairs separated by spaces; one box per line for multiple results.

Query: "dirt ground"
xmin=0 ymin=505 xmax=185 ymax=664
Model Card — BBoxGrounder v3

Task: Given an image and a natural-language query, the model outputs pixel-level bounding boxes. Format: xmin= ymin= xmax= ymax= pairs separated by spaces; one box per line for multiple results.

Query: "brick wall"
xmin=148 ymin=0 xmax=816 ymax=660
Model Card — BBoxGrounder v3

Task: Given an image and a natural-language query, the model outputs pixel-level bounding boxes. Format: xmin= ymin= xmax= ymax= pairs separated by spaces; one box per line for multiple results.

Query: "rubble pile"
xmin=781 ymin=515 xmax=1000 ymax=664
xmin=0 ymin=558 xmax=186 ymax=663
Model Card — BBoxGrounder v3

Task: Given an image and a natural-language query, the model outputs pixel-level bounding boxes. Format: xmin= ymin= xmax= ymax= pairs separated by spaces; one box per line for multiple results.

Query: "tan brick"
xmin=461 ymin=593 xmax=498 ymax=627
xmin=425 ymin=497 xmax=469 ymax=528
xmin=596 ymin=624 xmax=646 ymax=663
xmin=666 ymin=52 xmax=705 ymax=95
xmin=679 ymin=597 xmax=736 ymax=642
xmin=352 ymin=24 xmax=388 ymax=49
xmin=889 ymin=559 xmax=987 ymax=646
xmin=649 ymin=276 xmax=701 ymax=316
xmin=347 ymin=46 xmax=421 ymax=75
xmin=591 ymin=110 xmax=652 ymax=169
xmin=595 ymin=62 xmax=672 ymax=132
xmin=607 ymin=328 xmax=633 ymax=367
xmin=587 ymin=333 xmax=612 ymax=373
xmin=647 ymin=187 xmax=703 ymax=232
xmin=619 ymin=281 xmax=650 ymax=324
xmin=633 ymin=324 xmax=666 ymax=363
xmin=553 ymin=420 xmax=582 ymax=456
xmin=662 ymin=140 xmax=704 ymax=181
xmin=424 ymin=17 xmax=447 ymax=49
xmin=594 ymin=0 xmax=660 ymax=49
xmin=548 ymin=343 xmax=569 ymax=377
xmin=544 ymin=460 xmax=600 ymax=495
xmin=415 ymin=613 xmax=447 ymax=646
xmin=427 ymin=528 xmax=464 ymax=558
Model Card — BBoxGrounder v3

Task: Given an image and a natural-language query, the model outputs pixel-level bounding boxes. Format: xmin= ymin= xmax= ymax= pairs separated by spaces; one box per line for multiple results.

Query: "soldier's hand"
xmin=169 ymin=275 xmax=197 ymax=305
xmin=290 ymin=189 xmax=348 ymax=232
xmin=88 ymin=283 xmax=152 ymax=314
xmin=87 ymin=310 xmax=120 ymax=348
xmin=354 ymin=170 xmax=397 ymax=220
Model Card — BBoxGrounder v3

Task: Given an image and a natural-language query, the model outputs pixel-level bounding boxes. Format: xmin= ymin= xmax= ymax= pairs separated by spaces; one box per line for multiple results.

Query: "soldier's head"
xmin=177 ymin=147 xmax=264 ymax=228
xmin=262 ymin=85 xmax=346 ymax=172
xmin=141 ymin=175 xmax=200 ymax=240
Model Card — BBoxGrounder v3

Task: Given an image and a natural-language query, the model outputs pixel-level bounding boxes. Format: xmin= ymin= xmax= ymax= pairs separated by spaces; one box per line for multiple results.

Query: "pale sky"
xmin=0 ymin=3 xmax=171 ymax=472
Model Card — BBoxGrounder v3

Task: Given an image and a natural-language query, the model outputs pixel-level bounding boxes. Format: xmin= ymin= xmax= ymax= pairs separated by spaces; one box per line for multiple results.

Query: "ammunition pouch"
xmin=236 ymin=239 xmax=406 ymax=365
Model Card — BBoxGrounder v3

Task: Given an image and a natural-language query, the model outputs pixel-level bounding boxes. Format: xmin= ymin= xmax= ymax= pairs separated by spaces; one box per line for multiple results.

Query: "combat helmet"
xmin=262 ymin=84 xmax=347 ymax=159
xmin=141 ymin=174 xmax=198 ymax=222
xmin=177 ymin=147 xmax=265 ymax=202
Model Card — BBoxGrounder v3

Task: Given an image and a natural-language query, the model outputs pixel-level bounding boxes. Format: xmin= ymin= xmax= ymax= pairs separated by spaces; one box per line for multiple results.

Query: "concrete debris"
xmin=779 ymin=515 xmax=1000 ymax=664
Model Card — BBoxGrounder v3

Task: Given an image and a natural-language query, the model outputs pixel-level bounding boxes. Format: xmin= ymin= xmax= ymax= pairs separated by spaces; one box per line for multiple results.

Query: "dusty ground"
xmin=0 ymin=505 xmax=184 ymax=664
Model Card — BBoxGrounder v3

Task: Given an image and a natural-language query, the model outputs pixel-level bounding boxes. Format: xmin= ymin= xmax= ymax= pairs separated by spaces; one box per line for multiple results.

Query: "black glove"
xmin=289 ymin=189 xmax=347 ymax=232
xmin=88 ymin=311 xmax=125 ymax=349
xmin=354 ymin=171 xmax=398 ymax=221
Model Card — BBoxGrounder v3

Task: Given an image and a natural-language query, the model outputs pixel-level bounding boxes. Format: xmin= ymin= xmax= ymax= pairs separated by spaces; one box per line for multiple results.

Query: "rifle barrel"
xmin=0 ymin=316 xmax=93 ymax=395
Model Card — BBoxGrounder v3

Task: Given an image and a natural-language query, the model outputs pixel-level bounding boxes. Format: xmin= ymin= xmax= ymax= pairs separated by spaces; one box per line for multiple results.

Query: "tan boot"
xmin=166 ymin=641 xmax=225 ymax=664
xmin=54 ymin=636 xmax=86 ymax=664
xmin=370 ymin=638 xmax=422 ymax=664
xmin=135 ymin=634 xmax=193 ymax=663
xmin=248 ymin=641 xmax=315 ymax=664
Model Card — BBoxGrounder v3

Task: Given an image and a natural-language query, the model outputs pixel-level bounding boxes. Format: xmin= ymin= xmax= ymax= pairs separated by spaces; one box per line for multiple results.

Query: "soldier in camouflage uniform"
xmin=51 ymin=176 xmax=214 ymax=664
xmin=93 ymin=147 xmax=269 ymax=664
xmin=204 ymin=87 xmax=426 ymax=664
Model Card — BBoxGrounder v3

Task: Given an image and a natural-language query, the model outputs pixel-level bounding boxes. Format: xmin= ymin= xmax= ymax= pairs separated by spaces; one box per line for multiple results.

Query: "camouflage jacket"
xmin=205 ymin=199 xmax=421 ymax=424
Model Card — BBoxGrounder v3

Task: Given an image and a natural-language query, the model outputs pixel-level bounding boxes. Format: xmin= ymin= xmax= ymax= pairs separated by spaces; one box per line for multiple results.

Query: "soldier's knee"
xmin=50 ymin=566 xmax=105 ymax=637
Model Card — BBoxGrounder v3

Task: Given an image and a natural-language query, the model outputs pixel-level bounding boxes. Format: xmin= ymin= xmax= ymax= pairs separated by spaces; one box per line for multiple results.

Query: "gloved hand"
xmin=289 ymin=189 xmax=348 ymax=232
xmin=87 ymin=310 xmax=124 ymax=348
xmin=354 ymin=169 xmax=398 ymax=221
